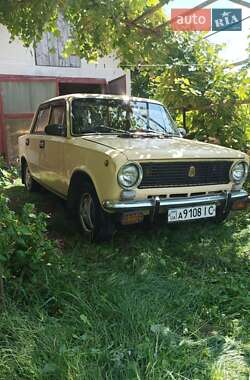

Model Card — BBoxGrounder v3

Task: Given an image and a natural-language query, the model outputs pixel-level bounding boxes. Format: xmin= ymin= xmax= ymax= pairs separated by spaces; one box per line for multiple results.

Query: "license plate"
xmin=168 ymin=204 xmax=216 ymax=222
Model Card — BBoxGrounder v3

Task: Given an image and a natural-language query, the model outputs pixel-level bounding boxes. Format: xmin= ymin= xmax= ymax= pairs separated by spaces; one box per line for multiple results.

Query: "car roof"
xmin=40 ymin=93 xmax=163 ymax=105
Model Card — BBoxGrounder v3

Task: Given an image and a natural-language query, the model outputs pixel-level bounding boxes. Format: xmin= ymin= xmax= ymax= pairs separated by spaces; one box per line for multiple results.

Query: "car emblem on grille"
xmin=188 ymin=165 xmax=196 ymax=177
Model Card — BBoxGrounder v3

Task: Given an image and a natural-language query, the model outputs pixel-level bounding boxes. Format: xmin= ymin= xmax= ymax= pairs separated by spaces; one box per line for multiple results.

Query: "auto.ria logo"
xmin=171 ymin=5 xmax=243 ymax=31
xmin=212 ymin=8 xmax=242 ymax=31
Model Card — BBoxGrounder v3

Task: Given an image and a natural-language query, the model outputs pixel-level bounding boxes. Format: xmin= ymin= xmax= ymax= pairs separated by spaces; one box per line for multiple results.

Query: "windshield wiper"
xmin=99 ymin=125 xmax=135 ymax=136
xmin=145 ymin=126 xmax=175 ymax=137
xmin=80 ymin=125 xmax=134 ymax=136
xmin=79 ymin=122 xmax=177 ymax=138
xmin=140 ymin=114 xmax=178 ymax=136
xmin=100 ymin=125 xmax=164 ymax=138
xmin=132 ymin=113 xmax=173 ymax=137
xmin=85 ymin=124 xmax=162 ymax=138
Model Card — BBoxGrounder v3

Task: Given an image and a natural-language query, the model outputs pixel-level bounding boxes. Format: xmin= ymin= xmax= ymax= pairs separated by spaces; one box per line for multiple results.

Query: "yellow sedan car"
xmin=19 ymin=94 xmax=249 ymax=241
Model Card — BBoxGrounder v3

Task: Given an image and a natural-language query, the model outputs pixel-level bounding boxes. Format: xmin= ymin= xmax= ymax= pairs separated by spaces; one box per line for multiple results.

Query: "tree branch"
xmin=170 ymin=98 xmax=250 ymax=112
xmin=124 ymin=0 xmax=170 ymax=36
xmin=128 ymin=0 xmax=169 ymax=25
xmin=125 ymin=22 xmax=161 ymax=36
xmin=153 ymin=0 xmax=218 ymax=33
xmin=229 ymin=0 xmax=250 ymax=8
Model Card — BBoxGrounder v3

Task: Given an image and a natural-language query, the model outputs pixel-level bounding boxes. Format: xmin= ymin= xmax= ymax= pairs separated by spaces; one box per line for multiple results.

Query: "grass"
xmin=0 ymin=179 xmax=250 ymax=380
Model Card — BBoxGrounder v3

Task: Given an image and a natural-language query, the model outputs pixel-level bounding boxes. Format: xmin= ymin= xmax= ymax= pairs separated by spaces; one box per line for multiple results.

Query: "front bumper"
xmin=103 ymin=190 xmax=249 ymax=213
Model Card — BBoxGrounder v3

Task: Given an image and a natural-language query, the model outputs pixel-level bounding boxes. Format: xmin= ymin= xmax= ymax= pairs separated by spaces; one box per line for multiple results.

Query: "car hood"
xmin=81 ymin=135 xmax=246 ymax=161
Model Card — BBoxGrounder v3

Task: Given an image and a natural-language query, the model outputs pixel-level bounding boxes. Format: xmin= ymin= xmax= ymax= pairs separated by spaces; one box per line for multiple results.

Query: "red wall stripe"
xmin=0 ymin=74 xmax=107 ymax=85
xmin=0 ymin=95 xmax=5 ymax=155
xmin=4 ymin=113 xmax=34 ymax=120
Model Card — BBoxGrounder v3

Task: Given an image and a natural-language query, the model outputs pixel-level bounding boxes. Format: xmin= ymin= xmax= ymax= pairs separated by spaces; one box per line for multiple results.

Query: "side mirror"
xmin=178 ymin=128 xmax=187 ymax=137
xmin=45 ymin=124 xmax=66 ymax=137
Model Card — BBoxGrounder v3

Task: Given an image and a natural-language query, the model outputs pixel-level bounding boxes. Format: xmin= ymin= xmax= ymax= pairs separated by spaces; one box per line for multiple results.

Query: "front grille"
xmin=139 ymin=161 xmax=232 ymax=189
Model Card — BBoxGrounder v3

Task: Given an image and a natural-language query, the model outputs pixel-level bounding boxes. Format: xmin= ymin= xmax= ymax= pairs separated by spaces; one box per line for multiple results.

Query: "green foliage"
xmin=0 ymin=161 xmax=58 ymax=301
xmin=216 ymin=104 xmax=250 ymax=151
xmin=0 ymin=156 xmax=18 ymax=187
xmin=132 ymin=68 xmax=161 ymax=99
xmin=0 ymin=179 xmax=249 ymax=379
xmin=2 ymin=2 xmax=248 ymax=150
xmin=0 ymin=0 xmax=170 ymax=62
xmin=132 ymin=34 xmax=250 ymax=151
xmin=0 ymin=196 xmax=55 ymax=280
xmin=156 ymin=36 xmax=249 ymax=150
xmin=0 ymin=159 xmax=249 ymax=378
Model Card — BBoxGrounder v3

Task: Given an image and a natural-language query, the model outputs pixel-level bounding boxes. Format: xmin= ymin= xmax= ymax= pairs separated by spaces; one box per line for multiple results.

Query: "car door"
xmin=26 ymin=105 xmax=51 ymax=182
xmin=39 ymin=101 xmax=67 ymax=196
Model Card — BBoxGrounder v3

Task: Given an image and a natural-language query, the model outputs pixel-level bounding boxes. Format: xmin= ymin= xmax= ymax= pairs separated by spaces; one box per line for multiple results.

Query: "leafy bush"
xmin=182 ymin=106 xmax=249 ymax=151
xmin=132 ymin=35 xmax=250 ymax=152
xmin=0 ymin=194 xmax=58 ymax=303
xmin=0 ymin=156 xmax=18 ymax=187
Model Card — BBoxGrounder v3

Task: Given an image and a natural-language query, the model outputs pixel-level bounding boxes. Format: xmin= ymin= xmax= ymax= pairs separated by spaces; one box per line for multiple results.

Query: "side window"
xmin=33 ymin=107 xmax=50 ymax=134
xmin=50 ymin=104 xmax=65 ymax=126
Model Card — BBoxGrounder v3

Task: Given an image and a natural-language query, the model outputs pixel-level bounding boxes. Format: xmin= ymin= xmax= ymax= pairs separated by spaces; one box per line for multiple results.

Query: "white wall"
xmin=0 ymin=25 xmax=131 ymax=94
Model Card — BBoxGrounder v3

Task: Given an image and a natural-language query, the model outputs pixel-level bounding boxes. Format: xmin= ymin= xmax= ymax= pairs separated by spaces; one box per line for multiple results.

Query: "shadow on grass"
xmin=3 ymin=183 xmax=77 ymax=240
xmin=2 ymin=182 xmax=250 ymax=379
xmin=3 ymin=182 xmax=249 ymax=260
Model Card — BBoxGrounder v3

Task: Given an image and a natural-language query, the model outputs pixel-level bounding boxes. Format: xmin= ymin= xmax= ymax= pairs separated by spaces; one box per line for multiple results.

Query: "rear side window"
xmin=50 ymin=105 xmax=65 ymax=126
xmin=33 ymin=107 xmax=50 ymax=134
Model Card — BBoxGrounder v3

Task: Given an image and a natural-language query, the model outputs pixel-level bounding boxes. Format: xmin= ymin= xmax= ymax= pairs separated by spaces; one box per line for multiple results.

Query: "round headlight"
xmin=230 ymin=161 xmax=248 ymax=184
xmin=118 ymin=163 xmax=142 ymax=189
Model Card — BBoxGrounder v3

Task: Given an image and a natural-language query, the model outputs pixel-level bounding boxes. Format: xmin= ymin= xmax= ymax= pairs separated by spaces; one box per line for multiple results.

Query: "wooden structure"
xmin=0 ymin=74 xmax=129 ymax=162
xmin=0 ymin=18 xmax=130 ymax=162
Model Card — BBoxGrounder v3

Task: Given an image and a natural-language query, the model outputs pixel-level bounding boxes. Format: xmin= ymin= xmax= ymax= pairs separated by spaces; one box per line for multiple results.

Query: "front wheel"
xmin=214 ymin=211 xmax=230 ymax=224
xmin=23 ymin=163 xmax=39 ymax=192
xmin=77 ymin=183 xmax=115 ymax=242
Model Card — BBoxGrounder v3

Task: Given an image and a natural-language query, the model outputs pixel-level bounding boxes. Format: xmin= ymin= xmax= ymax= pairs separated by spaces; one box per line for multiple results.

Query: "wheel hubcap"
xmin=79 ymin=193 xmax=95 ymax=233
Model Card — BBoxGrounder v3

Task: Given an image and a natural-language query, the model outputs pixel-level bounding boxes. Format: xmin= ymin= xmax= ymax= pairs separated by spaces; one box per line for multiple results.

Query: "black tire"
xmin=214 ymin=210 xmax=230 ymax=224
xmin=77 ymin=182 xmax=115 ymax=242
xmin=23 ymin=162 xmax=40 ymax=192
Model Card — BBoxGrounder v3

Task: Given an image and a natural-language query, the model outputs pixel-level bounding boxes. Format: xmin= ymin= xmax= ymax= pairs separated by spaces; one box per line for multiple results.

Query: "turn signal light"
xmin=231 ymin=200 xmax=248 ymax=210
xmin=121 ymin=212 xmax=144 ymax=225
xmin=120 ymin=190 xmax=136 ymax=200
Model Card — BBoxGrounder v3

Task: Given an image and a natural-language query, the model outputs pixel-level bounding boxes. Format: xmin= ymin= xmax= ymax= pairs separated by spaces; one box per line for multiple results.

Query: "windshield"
xmin=71 ymin=98 xmax=179 ymax=136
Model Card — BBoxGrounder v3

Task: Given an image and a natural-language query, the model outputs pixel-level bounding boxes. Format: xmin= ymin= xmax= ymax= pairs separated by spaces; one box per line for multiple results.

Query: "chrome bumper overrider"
xmin=103 ymin=190 xmax=249 ymax=211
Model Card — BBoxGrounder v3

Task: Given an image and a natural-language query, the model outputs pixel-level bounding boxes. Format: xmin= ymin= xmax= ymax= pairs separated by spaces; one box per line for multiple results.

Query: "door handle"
xmin=39 ymin=140 xmax=45 ymax=149
xmin=25 ymin=138 xmax=30 ymax=146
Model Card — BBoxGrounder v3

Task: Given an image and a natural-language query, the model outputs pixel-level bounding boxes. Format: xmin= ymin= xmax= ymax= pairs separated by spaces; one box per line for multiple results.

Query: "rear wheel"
xmin=77 ymin=182 xmax=115 ymax=242
xmin=23 ymin=163 xmax=39 ymax=192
